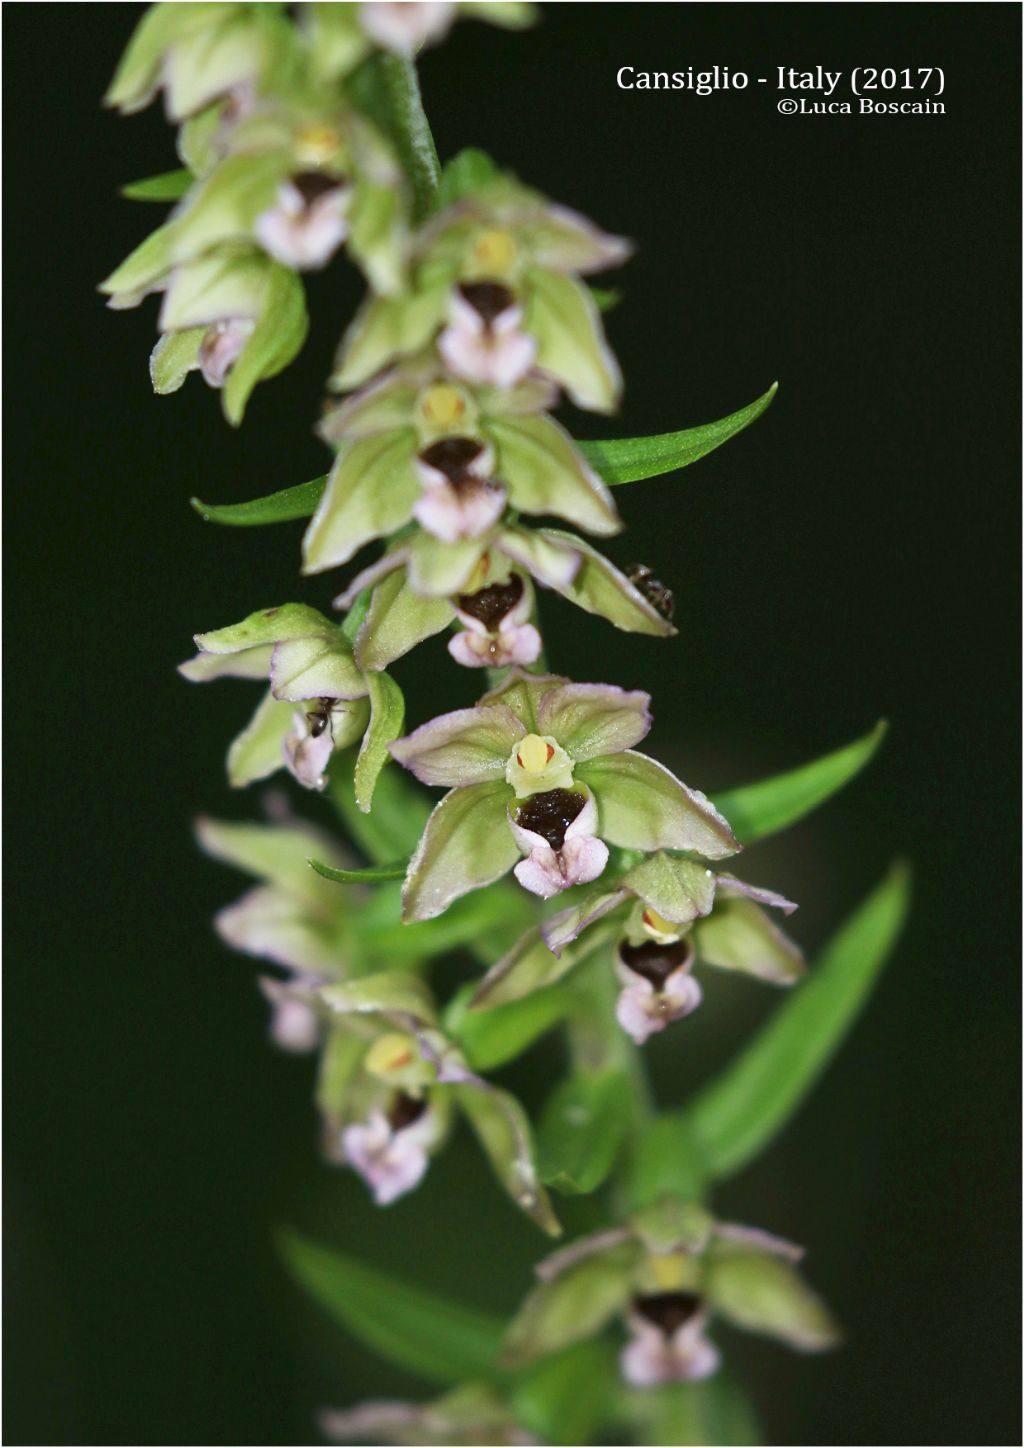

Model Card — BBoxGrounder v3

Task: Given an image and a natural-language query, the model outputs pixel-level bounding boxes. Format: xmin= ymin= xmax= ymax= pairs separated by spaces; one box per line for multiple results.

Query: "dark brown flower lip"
xmin=387 ymin=1092 xmax=427 ymax=1133
xmin=618 ymin=936 xmax=695 ymax=989
xmin=515 ymin=788 xmax=585 ymax=851
xmin=456 ymin=574 xmax=524 ymax=629
xmin=419 ymin=436 xmax=488 ymax=483
xmin=459 ymin=279 xmax=517 ymax=326
xmin=633 ymin=1290 xmax=704 ymax=1337
xmin=292 ymin=170 xmax=347 ymax=207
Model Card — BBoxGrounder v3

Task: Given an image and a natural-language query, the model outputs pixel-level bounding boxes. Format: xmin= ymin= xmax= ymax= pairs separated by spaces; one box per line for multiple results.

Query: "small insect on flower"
xmin=626 ymin=563 xmax=675 ymax=621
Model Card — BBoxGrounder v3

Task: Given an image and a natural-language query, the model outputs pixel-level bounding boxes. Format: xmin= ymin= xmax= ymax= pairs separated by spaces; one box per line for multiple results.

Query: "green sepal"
xmin=355 ymin=566 xmax=455 ymax=671
xmin=523 ymin=267 xmax=621 ymax=413
xmin=277 ymin=1229 xmax=504 ymax=1385
xmin=706 ymin=1246 xmax=841 ymax=1351
xmin=150 ymin=327 xmax=205 ymax=393
xmin=222 ymin=262 xmax=308 ymax=425
xmin=401 ymin=780 xmax=520 ymax=923
xmin=318 ymin=970 xmax=437 ymax=1027
xmin=353 ymin=670 xmax=405 ymax=812
xmin=620 ymin=851 xmax=717 ymax=924
xmin=695 ymin=893 xmax=805 ymax=985
xmin=303 ymin=432 xmax=419 ymax=573
xmin=578 ymin=752 xmax=739 ymax=858
xmin=502 ymin=1238 xmax=640 ymax=1365
xmin=452 ymin=1082 xmax=561 ymax=1236
xmin=539 ymin=529 xmax=676 ymax=637
xmin=226 ymin=688 xmax=294 ymax=787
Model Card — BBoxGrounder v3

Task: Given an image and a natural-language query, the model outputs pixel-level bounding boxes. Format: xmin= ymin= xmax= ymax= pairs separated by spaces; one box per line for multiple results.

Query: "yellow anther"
xmin=649 ymin=1252 xmax=688 ymax=1291
xmin=473 ymin=228 xmax=518 ymax=274
xmin=294 ymin=123 xmax=342 ymax=167
xmin=643 ymin=907 xmax=679 ymax=937
xmin=420 ymin=383 xmax=466 ymax=429
xmin=365 ymin=1032 xmax=415 ymax=1078
xmin=516 ymin=734 xmax=555 ymax=773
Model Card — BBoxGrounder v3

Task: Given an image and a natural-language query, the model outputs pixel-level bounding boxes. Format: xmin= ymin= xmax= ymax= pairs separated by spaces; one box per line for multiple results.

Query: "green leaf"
xmin=189 ymin=383 xmax=777 ymax=525
xmin=222 ymin=263 xmax=308 ymax=425
xmin=309 ymin=858 xmax=408 ymax=884
xmin=445 ymin=981 xmax=569 ymax=1071
xmin=191 ymin=476 xmax=326 ymax=526
xmin=537 ymin=1070 xmax=631 ymax=1195
xmin=578 ymin=383 xmax=777 ymax=486
xmin=121 ymin=168 xmax=193 ymax=202
xmin=277 ymin=1229 xmax=504 ymax=1385
xmin=711 ymin=720 xmax=887 ymax=845
xmin=687 ymin=862 xmax=911 ymax=1180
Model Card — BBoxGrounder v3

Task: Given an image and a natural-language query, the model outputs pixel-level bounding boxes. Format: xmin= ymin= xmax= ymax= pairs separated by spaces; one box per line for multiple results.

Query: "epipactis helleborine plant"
xmin=104 ymin=4 xmax=896 ymax=1443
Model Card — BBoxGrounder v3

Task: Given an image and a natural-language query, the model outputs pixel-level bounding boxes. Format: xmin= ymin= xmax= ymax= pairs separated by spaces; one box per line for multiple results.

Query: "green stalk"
xmin=353 ymin=52 xmax=441 ymax=222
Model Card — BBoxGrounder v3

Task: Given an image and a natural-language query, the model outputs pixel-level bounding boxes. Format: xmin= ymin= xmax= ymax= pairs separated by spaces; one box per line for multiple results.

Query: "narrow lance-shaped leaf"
xmin=120 ymin=168 xmax=193 ymax=201
xmin=711 ymin=720 xmax=887 ymax=845
xmin=277 ymin=1230 xmax=504 ymax=1385
xmin=537 ymin=1070 xmax=631 ymax=1196
xmin=309 ymin=858 xmax=408 ymax=884
xmin=686 ymin=862 xmax=911 ymax=1181
xmin=189 ymin=385 xmax=778 ymax=526
xmin=190 ymin=476 xmax=326 ymax=527
xmin=578 ymin=382 xmax=778 ymax=486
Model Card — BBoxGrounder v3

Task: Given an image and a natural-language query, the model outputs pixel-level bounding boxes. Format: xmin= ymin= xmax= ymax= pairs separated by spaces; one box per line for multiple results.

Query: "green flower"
xmin=504 ymin=1197 xmax=840 ymax=1383
xmin=335 ymin=172 xmax=630 ymax=413
xmin=179 ymin=603 xmax=403 ymax=807
xmin=390 ymin=672 xmax=738 ymax=922
xmin=303 ymin=360 xmax=620 ymax=576
xmin=473 ymin=852 xmax=805 ymax=1040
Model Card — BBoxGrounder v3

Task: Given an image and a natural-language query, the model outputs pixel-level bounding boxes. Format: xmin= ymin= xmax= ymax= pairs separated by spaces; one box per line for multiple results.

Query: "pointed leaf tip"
xmin=308 ymin=857 xmax=408 ymax=884
xmin=712 ymin=719 xmax=888 ymax=846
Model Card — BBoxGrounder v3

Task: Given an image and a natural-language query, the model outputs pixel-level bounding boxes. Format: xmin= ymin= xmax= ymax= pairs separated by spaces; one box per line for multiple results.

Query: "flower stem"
xmin=366 ymin=53 xmax=441 ymax=222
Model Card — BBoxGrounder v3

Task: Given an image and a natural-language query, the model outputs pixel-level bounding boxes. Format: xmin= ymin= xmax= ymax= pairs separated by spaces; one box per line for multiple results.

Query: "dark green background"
xmin=4 ymin=4 xmax=1020 ymax=1444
